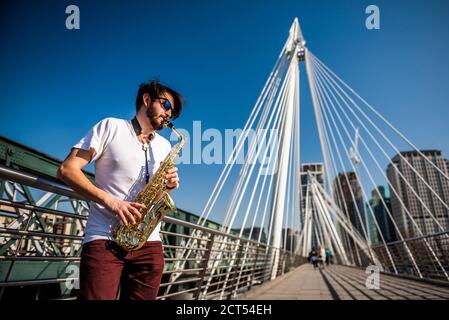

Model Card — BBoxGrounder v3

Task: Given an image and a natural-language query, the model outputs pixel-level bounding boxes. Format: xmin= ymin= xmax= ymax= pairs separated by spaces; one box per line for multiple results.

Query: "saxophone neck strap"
xmin=132 ymin=117 xmax=153 ymax=184
xmin=131 ymin=117 xmax=155 ymax=142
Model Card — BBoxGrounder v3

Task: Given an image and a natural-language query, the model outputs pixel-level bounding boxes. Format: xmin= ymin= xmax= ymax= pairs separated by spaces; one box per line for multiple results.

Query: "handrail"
xmin=0 ymin=161 xmax=303 ymax=300
xmin=0 ymin=163 xmax=276 ymax=250
xmin=0 ymin=164 xmax=84 ymax=200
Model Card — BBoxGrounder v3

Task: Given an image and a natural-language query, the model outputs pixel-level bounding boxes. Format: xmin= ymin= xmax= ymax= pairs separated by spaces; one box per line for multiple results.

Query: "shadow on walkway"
xmin=238 ymin=264 xmax=449 ymax=300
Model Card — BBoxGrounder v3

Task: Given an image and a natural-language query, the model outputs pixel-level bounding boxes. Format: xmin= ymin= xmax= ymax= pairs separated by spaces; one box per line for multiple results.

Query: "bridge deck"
xmin=238 ymin=264 xmax=449 ymax=300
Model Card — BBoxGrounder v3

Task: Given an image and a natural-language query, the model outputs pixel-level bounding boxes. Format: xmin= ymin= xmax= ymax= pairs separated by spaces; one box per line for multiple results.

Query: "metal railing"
xmin=371 ymin=231 xmax=449 ymax=282
xmin=0 ymin=164 xmax=304 ymax=299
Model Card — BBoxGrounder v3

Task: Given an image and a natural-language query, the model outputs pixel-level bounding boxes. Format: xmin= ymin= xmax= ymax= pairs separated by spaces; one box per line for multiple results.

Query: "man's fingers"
xmin=166 ymin=177 xmax=180 ymax=190
xmin=131 ymin=202 xmax=146 ymax=210
xmin=168 ymin=177 xmax=179 ymax=184
xmin=124 ymin=209 xmax=136 ymax=224
xmin=118 ymin=212 xmax=128 ymax=226
xmin=129 ymin=206 xmax=142 ymax=220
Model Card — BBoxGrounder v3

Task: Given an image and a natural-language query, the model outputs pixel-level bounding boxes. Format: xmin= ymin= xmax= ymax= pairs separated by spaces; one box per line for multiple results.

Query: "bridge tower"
xmin=269 ymin=18 xmax=306 ymax=280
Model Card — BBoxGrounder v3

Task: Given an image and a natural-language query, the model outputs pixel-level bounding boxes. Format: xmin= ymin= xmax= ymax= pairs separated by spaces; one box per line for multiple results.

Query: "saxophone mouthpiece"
xmin=163 ymin=119 xmax=174 ymax=129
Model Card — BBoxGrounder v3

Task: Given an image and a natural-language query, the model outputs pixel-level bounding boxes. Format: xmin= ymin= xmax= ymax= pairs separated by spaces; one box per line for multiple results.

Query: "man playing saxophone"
xmin=57 ymin=80 xmax=183 ymax=300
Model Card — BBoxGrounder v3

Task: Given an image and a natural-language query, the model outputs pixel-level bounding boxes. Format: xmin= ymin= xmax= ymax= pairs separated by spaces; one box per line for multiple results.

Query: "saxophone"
xmin=113 ymin=119 xmax=186 ymax=251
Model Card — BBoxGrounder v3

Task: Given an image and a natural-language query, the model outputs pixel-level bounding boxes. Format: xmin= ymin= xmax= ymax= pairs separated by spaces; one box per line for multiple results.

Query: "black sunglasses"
xmin=156 ymin=97 xmax=173 ymax=113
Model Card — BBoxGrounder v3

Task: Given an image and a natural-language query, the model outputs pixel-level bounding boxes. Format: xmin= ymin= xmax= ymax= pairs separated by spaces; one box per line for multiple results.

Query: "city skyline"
xmin=331 ymin=149 xmax=449 ymax=246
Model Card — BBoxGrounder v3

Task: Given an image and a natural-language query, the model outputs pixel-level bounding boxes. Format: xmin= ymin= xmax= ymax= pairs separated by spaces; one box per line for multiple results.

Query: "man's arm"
xmin=57 ymin=148 xmax=144 ymax=225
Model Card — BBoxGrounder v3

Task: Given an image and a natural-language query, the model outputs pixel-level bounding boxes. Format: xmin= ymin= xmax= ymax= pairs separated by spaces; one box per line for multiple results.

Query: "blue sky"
xmin=1 ymin=0 xmax=448 ymax=222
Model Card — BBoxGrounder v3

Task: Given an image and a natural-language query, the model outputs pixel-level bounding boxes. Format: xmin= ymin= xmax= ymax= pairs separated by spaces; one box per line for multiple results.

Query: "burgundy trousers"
xmin=78 ymin=240 xmax=164 ymax=300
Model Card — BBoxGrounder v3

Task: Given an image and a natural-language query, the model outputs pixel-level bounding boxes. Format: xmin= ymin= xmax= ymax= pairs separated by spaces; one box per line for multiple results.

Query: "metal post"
xmin=227 ymin=240 xmax=245 ymax=300
xmin=249 ymin=244 xmax=260 ymax=290
xmin=194 ymin=233 xmax=215 ymax=300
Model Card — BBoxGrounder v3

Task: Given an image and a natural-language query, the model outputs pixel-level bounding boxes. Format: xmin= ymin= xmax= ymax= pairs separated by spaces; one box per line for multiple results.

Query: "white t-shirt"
xmin=73 ymin=117 xmax=172 ymax=244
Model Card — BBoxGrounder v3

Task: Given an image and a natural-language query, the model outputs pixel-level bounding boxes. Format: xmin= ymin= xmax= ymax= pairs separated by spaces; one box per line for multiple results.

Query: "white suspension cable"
xmin=201 ymin=55 xmax=289 ymax=227
xmin=311 ymin=53 xmax=449 ymax=183
xmin=312 ymin=179 xmax=381 ymax=265
xmin=313 ymin=61 xmax=449 ymax=279
xmin=222 ymin=65 xmax=289 ymax=229
xmin=311 ymin=53 xmax=449 ymax=226
xmin=310 ymin=178 xmax=349 ymax=264
xmin=305 ymin=49 xmax=333 ymax=194
xmin=309 ymin=56 xmax=398 ymax=271
xmin=310 ymin=55 xmax=430 ymax=276
xmin=226 ymin=60 xmax=295 ymax=233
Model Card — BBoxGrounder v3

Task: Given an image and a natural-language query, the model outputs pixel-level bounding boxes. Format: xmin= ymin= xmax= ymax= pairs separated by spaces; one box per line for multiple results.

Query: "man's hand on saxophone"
xmin=105 ymin=165 xmax=179 ymax=226
xmin=164 ymin=166 xmax=180 ymax=190
xmin=104 ymin=196 xmax=146 ymax=226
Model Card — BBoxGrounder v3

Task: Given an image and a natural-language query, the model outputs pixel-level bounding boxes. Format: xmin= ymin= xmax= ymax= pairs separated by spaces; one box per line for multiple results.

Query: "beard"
xmin=146 ymin=107 xmax=164 ymax=130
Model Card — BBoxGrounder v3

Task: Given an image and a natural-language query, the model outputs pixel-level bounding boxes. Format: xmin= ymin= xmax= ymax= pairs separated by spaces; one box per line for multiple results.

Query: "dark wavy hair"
xmin=135 ymin=80 xmax=183 ymax=119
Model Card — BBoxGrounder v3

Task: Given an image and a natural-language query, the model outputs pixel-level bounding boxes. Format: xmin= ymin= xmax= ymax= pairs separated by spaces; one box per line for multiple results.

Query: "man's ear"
xmin=143 ymin=93 xmax=151 ymax=107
